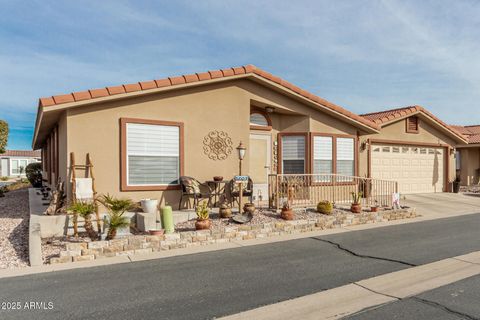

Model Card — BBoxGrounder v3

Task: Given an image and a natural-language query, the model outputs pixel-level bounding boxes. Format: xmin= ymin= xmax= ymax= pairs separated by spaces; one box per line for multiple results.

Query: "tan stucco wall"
xmin=61 ymin=79 xmax=366 ymax=205
xmin=238 ymin=79 xmax=361 ymax=136
xmin=358 ymin=116 xmax=457 ymax=188
xmin=66 ymin=83 xmax=250 ymax=206
xmin=458 ymin=148 xmax=480 ymax=186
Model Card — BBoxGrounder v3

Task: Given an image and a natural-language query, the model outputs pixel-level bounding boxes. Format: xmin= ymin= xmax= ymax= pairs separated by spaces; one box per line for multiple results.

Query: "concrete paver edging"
xmin=220 ymin=251 xmax=480 ymax=320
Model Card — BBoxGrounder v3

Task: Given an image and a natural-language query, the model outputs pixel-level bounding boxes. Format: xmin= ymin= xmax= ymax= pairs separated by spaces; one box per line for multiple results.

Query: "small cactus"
xmin=317 ymin=200 xmax=333 ymax=215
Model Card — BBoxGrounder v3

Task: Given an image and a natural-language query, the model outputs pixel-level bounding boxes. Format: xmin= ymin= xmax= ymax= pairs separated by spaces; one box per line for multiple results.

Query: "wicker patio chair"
xmin=178 ymin=176 xmax=212 ymax=210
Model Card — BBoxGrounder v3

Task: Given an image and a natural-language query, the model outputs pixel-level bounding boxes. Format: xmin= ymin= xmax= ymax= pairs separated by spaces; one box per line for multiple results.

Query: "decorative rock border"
xmin=50 ymin=209 xmax=417 ymax=264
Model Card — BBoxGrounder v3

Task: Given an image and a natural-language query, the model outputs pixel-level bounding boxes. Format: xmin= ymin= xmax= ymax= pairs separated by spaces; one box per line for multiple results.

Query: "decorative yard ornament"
xmin=203 ymin=131 xmax=233 ymax=160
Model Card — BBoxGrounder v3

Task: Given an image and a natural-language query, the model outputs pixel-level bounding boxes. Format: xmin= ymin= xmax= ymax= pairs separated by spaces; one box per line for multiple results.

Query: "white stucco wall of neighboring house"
xmin=0 ymin=156 xmax=41 ymax=178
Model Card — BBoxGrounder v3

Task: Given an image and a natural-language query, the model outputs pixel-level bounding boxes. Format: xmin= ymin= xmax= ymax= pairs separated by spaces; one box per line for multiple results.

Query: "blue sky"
xmin=1 ymin=0 xmax=480 ymax=150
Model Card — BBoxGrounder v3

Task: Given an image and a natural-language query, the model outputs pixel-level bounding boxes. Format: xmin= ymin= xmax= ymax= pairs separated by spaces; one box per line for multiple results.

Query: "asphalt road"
xmin=0 ymin=213 xmax=479 ymax=320
xmin=345 ymin=274 xmax=480 ymax=320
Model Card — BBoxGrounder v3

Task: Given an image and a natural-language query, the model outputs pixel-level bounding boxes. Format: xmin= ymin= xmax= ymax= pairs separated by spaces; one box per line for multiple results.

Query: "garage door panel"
xmin=371 ymin=144 xmax=444 ymax=194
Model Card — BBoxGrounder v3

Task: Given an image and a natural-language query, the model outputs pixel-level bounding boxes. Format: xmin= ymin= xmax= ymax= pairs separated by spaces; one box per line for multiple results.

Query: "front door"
xmin=249 ymin=133 xmax=271 ymax=204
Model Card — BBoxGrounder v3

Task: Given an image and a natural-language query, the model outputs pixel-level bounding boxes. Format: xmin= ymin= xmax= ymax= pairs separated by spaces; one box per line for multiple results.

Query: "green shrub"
xmin=25 ymin=162 xmax=42 ymax=187
xmin=317 ymin=200 xmax=333 ymax=215
xmin=0 ymin=176 xmax=8 ymax=181
xmin=0 ymin=186 xmax=8 ymax=197
xmin=0 ymin=120 xmax=8 ymax=154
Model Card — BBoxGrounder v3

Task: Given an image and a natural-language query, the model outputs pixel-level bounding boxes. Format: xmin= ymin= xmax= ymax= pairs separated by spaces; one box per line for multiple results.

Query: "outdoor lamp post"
xmin=236 ymin=141 xmax=246 ymax=175
xmin=236 ymin=141 xmax=247 ymax=214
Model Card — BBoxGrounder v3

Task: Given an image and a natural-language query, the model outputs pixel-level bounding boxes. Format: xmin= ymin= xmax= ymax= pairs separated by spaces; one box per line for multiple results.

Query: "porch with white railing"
xmin=268 ymin=174 xmax=398 ymax=209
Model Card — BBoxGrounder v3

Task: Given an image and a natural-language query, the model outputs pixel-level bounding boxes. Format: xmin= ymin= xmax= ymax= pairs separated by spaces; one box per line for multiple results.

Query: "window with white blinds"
xmin=281 ymin=135 xmax=305 ymax=174
xmin=313 ymin=136 xmax=333 ymax=181
xmin=126 ymin=123 xmax=180 ymax=186
xmin=336 ymin=138 xmax=355 ymax=177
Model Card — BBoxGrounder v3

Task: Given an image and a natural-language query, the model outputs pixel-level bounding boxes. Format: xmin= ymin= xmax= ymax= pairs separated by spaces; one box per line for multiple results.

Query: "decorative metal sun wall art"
xmin=203 ymin=131 xmax=233 ymax=160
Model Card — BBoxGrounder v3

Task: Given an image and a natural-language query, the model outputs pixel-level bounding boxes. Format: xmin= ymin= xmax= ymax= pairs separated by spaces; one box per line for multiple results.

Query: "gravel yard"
xmin=175 ymin=208 xmax=347 ymax=232
xmin=0 ymin=188 xmax=30 ymax=268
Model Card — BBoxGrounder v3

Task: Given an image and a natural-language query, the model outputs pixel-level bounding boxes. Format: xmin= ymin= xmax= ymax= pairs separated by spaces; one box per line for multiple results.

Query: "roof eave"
xmin=32 ymin=105 xmax=44 ymax=150
xmin=372 ymin=110 xmax=468 ymax=144
xmin=33 ymin=72 xmax=380 ymax=146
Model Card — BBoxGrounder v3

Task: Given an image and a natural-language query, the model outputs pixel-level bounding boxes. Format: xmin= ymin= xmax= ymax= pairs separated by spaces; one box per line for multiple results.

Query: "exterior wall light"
xmin=265 ymin=106 xmax=275 ymax=113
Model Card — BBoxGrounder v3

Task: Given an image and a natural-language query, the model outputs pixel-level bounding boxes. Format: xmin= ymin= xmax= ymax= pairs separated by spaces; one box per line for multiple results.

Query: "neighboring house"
xmin=360 ymin=106 xmax=467 ymax=194
xmin=450 ymin=125 xmax=480 ymax=186
xmin=0 ymin=150 xmax=41 ymax=178
xmin=31 ymin=65 xmax=469 ymax=206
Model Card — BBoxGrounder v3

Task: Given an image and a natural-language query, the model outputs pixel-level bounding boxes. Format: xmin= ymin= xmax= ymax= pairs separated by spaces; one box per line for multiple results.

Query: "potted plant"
xmin=317 ymin=200 xmax=333 ymax=215
xmin=99 ymin=194 xmax=137 ymax=240
xmin=280 ymin=201 xmax=294 ymax=220
xmin=219 ymin=203 xmax=232 ymax=218
xmin=140 ymin=198 xmax=159 ymax=214
xmin=350 ymin=191 xmax=363 ymax=214
xmin=68 ymin=201 xmax=98 ymax=241
xmin=149 ymin=229 xmax=164 ymax=236
xmin=243 ymin=203 xmax=256 ymax=216
xmin=453 ymin=176 xmax=461 ymax=193
xmin=195 ymin=201 xmax=211 ymax=230
xmin=370 ymin=200 xmax=379 ymax=212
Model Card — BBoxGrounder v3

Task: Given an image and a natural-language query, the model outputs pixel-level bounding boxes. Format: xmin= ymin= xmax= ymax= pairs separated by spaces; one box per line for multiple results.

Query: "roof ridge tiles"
xmin=36 ymin=64 xmax=380 ymax=131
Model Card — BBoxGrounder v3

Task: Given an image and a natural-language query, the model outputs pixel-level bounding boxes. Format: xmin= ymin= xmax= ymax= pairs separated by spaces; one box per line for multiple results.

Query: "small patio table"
xmin=206 ymin=180 xmax=228 ymax=207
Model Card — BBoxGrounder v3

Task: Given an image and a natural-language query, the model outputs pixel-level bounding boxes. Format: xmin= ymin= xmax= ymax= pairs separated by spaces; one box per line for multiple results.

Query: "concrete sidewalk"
xmin=220 ymin=251 xmax=480 ymax=320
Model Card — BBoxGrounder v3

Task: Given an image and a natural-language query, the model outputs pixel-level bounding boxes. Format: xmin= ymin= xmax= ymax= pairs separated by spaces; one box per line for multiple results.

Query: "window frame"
xmin=310 ymin=133 xmax=358 ymax=183
xmin=120 ymin=118 xmax=184 ymax=191
xmin=249 ymin=109 xmax=272 ymax=131
xmin=278 ymin=132 xmax=308 ymax=174
xmin=10 ymin=158 xmax=31 ymax=175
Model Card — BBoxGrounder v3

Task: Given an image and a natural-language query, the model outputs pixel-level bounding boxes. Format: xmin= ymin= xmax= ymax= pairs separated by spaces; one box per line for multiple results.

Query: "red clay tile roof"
xmin=0 ymin=150 xmax=41 ymax=157
xmin=37 ymin=65 xmax=380 ymax=131
xmin=450 ymin=125 xmax=473 ymax=135
xmin=361 ymin=106 xmax=467 ymax=142
xmin=450 ymin=125 xmax=480 ymax=143
xmin=468 ymin=134 xmax=480 ymax=144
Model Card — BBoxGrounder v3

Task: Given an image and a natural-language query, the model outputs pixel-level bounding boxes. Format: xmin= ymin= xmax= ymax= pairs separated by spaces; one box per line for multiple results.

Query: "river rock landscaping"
xmin=0 ymin=188 xmax=30 ymax=269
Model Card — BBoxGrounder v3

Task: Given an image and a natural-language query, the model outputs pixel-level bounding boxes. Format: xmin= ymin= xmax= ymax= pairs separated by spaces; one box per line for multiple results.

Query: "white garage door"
xmin=371 ymin=144 xmax=445 ymax=194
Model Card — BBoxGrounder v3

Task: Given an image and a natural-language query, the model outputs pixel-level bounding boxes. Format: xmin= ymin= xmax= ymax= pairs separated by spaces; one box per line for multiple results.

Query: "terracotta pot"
xmin=243 ymin=203 xmax=256 ymax=215
xmin=149 ymin=229 xmax=165 ymax=236
xmin=281 ymin=209 xmax=294 ymax=220
xmin=213 ymin=176 xmax=223 ymax=182
xmin=195 ymin=219 xmax=211 ymax=230
xmin=351 ymin=203 xmax=362 ymax=214
xmin=371 ymin=206 xmax=379 ymax=213
xmin=219 ymin=207 xmax=232 ymax=218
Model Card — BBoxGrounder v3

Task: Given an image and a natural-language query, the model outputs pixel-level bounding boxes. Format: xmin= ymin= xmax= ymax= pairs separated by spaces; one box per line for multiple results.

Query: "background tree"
xmin=0 ymin=120 xmax=8 ymax=154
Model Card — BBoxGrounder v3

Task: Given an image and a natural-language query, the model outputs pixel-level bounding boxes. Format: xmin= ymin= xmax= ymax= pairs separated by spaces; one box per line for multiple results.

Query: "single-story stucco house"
xmin=31 ymin=65 xmax=472 ymax=208
xmin=0 ymin=150 xmax=41 ymax=178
